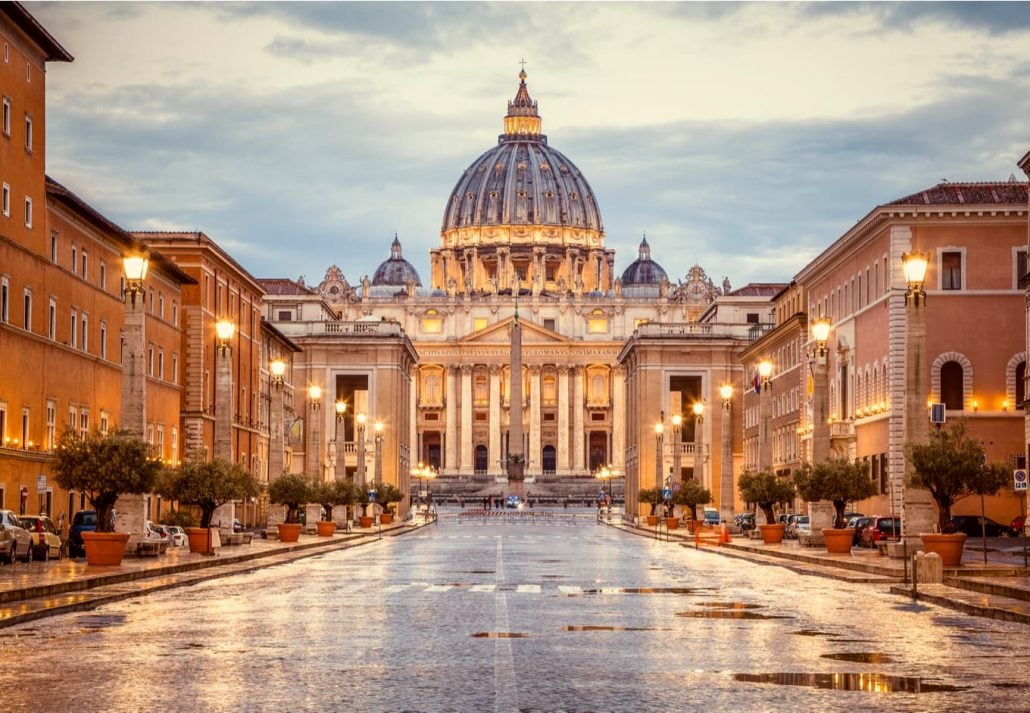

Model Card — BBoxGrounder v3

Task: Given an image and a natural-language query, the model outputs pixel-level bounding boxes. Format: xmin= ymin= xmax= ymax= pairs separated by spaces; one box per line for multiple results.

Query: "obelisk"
xmin=507 ymin=279 xmax=526 ymax=497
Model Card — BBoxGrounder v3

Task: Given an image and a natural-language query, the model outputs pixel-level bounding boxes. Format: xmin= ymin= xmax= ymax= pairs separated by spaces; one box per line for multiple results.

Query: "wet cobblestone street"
xmin=1 ymin=511 xmax=1028 ymax=712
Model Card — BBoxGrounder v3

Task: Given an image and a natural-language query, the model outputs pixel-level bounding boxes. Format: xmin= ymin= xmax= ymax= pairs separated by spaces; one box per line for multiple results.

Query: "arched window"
xmin=1017 ymin=362 xmax=1026 ymax=408
xmin=941 ymin=361 xmax=964 ymax=410
xmin=542 ymin=445 xmax=557 ymax=474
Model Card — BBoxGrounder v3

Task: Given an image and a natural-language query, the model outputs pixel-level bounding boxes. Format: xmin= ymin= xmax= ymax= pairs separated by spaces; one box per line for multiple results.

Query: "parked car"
xmin=784 ymin=514 xmax=804 ymax=538
xmin=847 ymin=516 xmax=872 ymax=546
xmin=703 ymin=508 xmax=721 ymax=526
xmin=68 ymin=510 xmax=97 ymax=558
xmin=949 ymin=515 xmax=1017 ymax=538
xmin=19 ymin=514 xmax=62 ymax=561
xmin=1013 ymin=515 xmax=1026 ymax=534
xmin=165 ymin=525 xmax=188 ymax=547
xmin=144 ymin=520 xmax=168 ymax=541
xmin=0 ymin=509 xmax=33 ymax=564
xmin=788 ymin=515 xmax=810 ymax=538
xmin=734 ymin=513 xmax=756 ymax=531
xmin=861 ymin=516 xmax=900 ymax=547
xmin=505 ymin=495 xmax=522 ymax=510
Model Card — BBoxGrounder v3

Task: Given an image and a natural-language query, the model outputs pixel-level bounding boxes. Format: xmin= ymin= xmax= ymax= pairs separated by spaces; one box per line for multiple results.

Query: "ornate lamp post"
xmin=692 ymin=401 xmax=705 ymax=486
xmin=654 ymin=416 xmax=665 ymax=530
xmin=119 ymin=253 xmax=149 ymax=540
xmin=671 ymin=413 xmax=682 ymax=482
xmin=809 ymin=316 xmax=835 ymax=531
xmin=334 ymin=400 xmax=347 ymax=482
xmin=306 ymin=385 xmax=322 ymax=480
xmin=213 ymin=319 xmax=235 ymax=463
xmin=902 ymin=249 xmax=933 ymax=538
xmin=757 ymin=359 xmax=773 ymax=472
xmin=373 ymin=420 xmax=385 ymax=487
xmin=719 ymin=384 xmax=734 ymax=522
xmin=268 ymin=358 xmax=287 ymax=488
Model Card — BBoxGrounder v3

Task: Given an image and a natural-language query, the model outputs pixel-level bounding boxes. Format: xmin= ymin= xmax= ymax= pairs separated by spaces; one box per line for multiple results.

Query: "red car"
xmin=1013 ymin=515 xmax=1026 ymax=534
xmin=861 ymin=516 xmax=900 ymax=547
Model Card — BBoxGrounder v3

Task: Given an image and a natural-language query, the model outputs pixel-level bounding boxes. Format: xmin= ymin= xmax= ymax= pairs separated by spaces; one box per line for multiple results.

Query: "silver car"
xmin=0 ymin=509 xmax=33 ymax=564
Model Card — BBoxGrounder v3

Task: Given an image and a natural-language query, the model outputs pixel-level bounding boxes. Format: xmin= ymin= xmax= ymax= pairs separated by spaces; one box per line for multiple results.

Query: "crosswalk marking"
xmin=516 ymin=584 xmax=541 ymax=593
xmin=425 ymin=585 xmax=453 ymax=592
xmin=558 ymin=585 xmax=583 ymax=595
xmin=470 ymin=584 xmax=496 ymax=592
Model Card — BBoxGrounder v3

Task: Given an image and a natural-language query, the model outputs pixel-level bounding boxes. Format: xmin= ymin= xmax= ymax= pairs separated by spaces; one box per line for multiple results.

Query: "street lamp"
xmin=719 ymin=384 xmax=733 ymax=522
xmin=270 ymin=358 xmax=286 ymax=388
xmin=121 ymin=253 xmax=149 ymax=306
xmin=356 ymin=412 xmax=367 ymax=488
xmin=119 ymin=252 xmax=150 ymax=541
xmin=692 ymin=401 xmax=705 ymax=485
xmin=811 ymin=317 xmax=832 ymax=465
xmin=333 ymin=400 xmax=347 ymax=482
xmin=215 ymin=319 xmax=235 ymax=356
xmin=757 ymin=359 xmax=773 ymax=472
xmin=373 ymin=420 xmax=385 ymax=486
xmin=307 ymin=385 xmax=322 ymax=480
xmin=902 ymin=249 xmax=932 ymax=539
xmin=671 ymin=413 xmax=683 ymax=482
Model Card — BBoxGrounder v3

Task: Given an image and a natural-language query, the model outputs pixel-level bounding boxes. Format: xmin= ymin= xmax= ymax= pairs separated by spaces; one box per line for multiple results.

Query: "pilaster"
xmin=557 ymin=365 xmax=570 ymax=473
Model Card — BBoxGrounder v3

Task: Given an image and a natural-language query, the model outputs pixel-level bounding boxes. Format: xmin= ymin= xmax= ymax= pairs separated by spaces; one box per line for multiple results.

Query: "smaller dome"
xmin=372 ymin=235 xmax=422 ymax=286
xmin=620 ymin=235 xmax=668 ymax=285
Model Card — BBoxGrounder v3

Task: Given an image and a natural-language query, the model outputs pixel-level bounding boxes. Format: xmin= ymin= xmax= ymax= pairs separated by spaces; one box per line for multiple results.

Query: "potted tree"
xmin=793 ymin=458 xmax=876 ymax=553
xmin=637 ymin=487 xmax=660 ymax=526
xmin=312 ymin=480 xmax=355 ymax=536
xmin=267 ymin=473 xmax=312 ymax=542
xmin=369 ymin=483 xmax=404 ymax=525
xmin=907 ymin=421 xmax=1010 ymax=566
xmin=158 ymin=458 xmax=259 ymax=554
xmin=52 ymin=428 xmax=161 ymax=566
xmin=674 ymin=480 xmax=713 ymax=534
xmin=738 ymin=470 xmax=796 ymax=544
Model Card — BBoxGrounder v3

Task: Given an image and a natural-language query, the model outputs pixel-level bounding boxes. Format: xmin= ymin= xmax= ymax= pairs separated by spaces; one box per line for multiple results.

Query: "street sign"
xmin=929 ymin=402 xmax=946 ymax=424
xmin=1015 ymin=469 xmax=1028 ymax=491
xmin=661 ymin=488 xmax=673 ymax=500
xmin=368 ymin=489 xmax=377 ymax=502
xmin=36 ymin=474 xmax=47 ymax=493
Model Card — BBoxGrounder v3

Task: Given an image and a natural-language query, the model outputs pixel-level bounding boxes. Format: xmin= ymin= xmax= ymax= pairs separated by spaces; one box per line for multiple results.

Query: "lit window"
xmin=473 ymin=317 xmax=488 ymax=331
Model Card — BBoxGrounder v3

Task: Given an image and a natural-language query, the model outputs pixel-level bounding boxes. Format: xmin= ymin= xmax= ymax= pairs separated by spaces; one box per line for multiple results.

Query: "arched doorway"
xmin=542 ymin=445 xmax=556 ymax=474
xmin=474 ymin=444 xmax=488 ymax=474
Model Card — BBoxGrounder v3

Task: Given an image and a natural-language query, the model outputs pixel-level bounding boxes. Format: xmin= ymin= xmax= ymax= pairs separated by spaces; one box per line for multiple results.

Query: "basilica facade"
xmin=263 ymin=72 xmax=767 ymax=515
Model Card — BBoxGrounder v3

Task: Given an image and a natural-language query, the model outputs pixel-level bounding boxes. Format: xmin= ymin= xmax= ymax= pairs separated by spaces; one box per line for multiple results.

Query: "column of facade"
xmin=612 ymin=366 xmax=625 ymax=467
xmin=529 ymin=366 xmax=542 ymax=476
xmin=572 ymin=367 xmax=585 ymax=472
xmin=489 ymin=366 xmax=502 ymax=475
xmin=409 ymin=374 xmax=418 ymax=466
xmin=557 ymin=365 xmax=570 ymax=473
xmin=445 ymin=366 xmax=458 ymax=472
xmin=460 ymin=365 xmax=474 ymax=474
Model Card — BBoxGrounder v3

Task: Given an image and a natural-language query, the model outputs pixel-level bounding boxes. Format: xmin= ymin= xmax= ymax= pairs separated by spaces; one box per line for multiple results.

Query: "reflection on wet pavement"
xmin=821 ymin=652 xmax=894 ymax=664
xmin=734 ymin=672 xmax=967 ymax=693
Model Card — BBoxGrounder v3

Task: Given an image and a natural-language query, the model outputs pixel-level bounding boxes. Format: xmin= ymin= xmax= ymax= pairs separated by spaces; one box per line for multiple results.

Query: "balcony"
xmin=829 ymin=420 xmax=855 ymax=442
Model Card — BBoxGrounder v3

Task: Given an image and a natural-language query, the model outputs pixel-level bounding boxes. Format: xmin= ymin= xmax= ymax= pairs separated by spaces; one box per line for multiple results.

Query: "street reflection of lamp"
xmin=307 ymin=385 xmax=322 ymax=480
xmin=333 ymin=400 xmax=347 ymax=481
xmin=811 ymin=317 xmax=832 ymax=465
xmin=719 ymin=384 xmax=734 ymax=522
xmin=692 ymin=401 xmax=705 ymax=485
xmin=595 ymin=463 xmax=622 ymax=520
xmin=214 ymin=319 xmax=235 ymax=462
xmin=902 ymin=249 xmax=931 ymax=539
xmin=671 ymin=413 xmax=683 ymax=481
xmin=757 ymin=359 xmax=773 ymax=472
xmin=356 ymin=412 xmax=367 ymax=488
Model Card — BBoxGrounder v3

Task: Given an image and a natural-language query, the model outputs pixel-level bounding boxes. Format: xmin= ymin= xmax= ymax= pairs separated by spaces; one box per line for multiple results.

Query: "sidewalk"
xmin=611 ymin=519 xmax=1030 ymax=625
xmin=0 ymin=520 xmax=428 ymax=629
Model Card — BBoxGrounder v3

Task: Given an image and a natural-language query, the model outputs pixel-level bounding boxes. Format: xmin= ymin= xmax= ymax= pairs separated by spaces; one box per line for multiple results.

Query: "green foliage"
xmin=157 ymin=458 xmax=259 ymax=528
xmin=907 ymin=420 xmax=1011 ymax=532
xmin=794 ymin=458 xmax=878 ymax=528
xmin=52 ymin=428 xmax=160 ymax=533
xmin=267 ymin=473 xmax=314 ymax=524
xmin=636 ymin=486 xmax=659 ymax=516
xmin=738 ymin=470 xmax=796 ymax=524
xmin=674 ymin=480 xmax=712 ymax=519
xmin=159 ymin=509 xmax=197 ymax=528
xmin=312 ymin=480 xmax=356 ymax=521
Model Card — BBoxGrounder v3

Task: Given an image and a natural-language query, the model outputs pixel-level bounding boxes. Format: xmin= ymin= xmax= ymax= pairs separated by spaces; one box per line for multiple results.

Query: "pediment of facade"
xmin=456 ymin=317 xmax=571 ymax=345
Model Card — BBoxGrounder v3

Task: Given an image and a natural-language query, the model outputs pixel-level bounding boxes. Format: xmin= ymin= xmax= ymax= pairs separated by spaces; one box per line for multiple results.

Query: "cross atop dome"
xmin=504 ymin=65 xmax=542 ymax=139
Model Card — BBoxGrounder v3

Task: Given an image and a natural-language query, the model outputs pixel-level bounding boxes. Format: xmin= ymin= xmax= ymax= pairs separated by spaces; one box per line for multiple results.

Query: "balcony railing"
xmin=273 ymin=320 xmax=403 ymax=338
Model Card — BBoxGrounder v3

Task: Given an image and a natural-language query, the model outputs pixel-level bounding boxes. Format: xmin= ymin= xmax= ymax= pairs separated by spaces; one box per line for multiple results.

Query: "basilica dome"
xmin=372 ymin=236 xmax=422 ymax=286
xmin=621 ymin=236 xmax=668 ymax=286
xmin=440 ymin=70 xmax=604 ymax=242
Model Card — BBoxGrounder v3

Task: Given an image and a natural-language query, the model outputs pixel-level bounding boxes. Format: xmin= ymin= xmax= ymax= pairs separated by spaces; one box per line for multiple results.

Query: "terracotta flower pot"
xmin=380 ymin=513 xmax=394 ymax=525
xmin=665 ymin=517 xmax=680 ymax=531
xmin=277 ymin=523 xmax=302 ymax=543
xmin=759 ymin=523 xmax=787 ymax=544
xmin=359 ymin=516 xmax=375 ymax=528
xmin=316 ymin=521 xmax=336 ymax=537
xmin=920 ymin=532 xmax=967 ymax=566
xmin=186 ymin=526 xmax=215 ymax=554
xmin=823 ymin=527 xmax=855 ymax=554
xmin=82 ymin=531 xmax=130 ymax=566
xmin=645 ymin=515 xmax=659 ymax=527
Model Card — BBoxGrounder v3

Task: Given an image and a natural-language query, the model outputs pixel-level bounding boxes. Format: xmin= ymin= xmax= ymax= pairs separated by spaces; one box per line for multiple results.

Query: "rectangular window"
xmin=171 ymin=428 xmax=178 ymax=465
xmin=45 ymin=400 xmax=55 ymax=451
xmin=158 ymin=349 xmax=164 ymax=380
xmin=71 ymin=245 xmax=77 ymax=274
xmin=81 ymin=250 xmax=88 ymax=280
xmin=22 ymin=288 xmax=30 ymax=331
xmin=1 ymin=277 xmax=7 ymax=322
xmin=941 ymin=251 xmax=962 ymax=290
xmin=23 ymin=196 xmax=31 ymax=228
xmin=48 ymin=297 xmax=56 ymax=339
xmin=1 ymin=182 xmax=9 ymax=216
xmin=80 ymin=314 xmax=88 ymax=353
xmin=79 ymin=409 xmax=89 ymax=439
xmin=21 ymin=408 xmax=29 ymax=448
xmin=68 ymin=406 xmax=76 ymax=430
xmin=1 ymin=96 xmax=10 ymax=135
xmin=99 ymin=322 xmax=107 ymax=359
xmin=156 ymin=425 xmax=164 ymax=461
xmin=159 ymin=293 xmax=164 ymax=319
xmin=1016 ymin=248 xmax=1028 ymax=288
xmin=146 ymin=424 xmax=154 ymax=455
xmin=543 ymin=318 xmax=556 ymax=331
xmin=148 ymin=343 xmax=154 ymax=376
xmin=172 ymin=353 xmax=179 ymax=384
xmin=70 ymin=308 xmax=77 ymax=348
xmin=24 ymin=114 xmax=31 ymax=151
xmin=99 ymin=261 xmax=106 ymax=289
xmin=171 ymin=301 xmax=178 ymax=327
xmin=100 ymin=411 xmax=109 ymax=436
xmin=50 ymin=232 xmax=58 ymax=261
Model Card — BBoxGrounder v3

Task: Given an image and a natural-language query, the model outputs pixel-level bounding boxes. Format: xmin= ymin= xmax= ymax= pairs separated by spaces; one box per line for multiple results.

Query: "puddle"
xmin=562 ymin=625 xmax=664 ymax=632
xmin=734 ymin=672 xmax=966 ymax=693
xmin=792 ymin=630 xmax=832 ymax=637
xmin=821 ymin=653 xmax=894 ymax=664
xmin=614 ymin=587 xmax=699 ymax=595
xmin=677 ymin=611 xmax=792 ymax=620
xmin=471 ymin=632 xmax=529 ymax=639
xmin=697 ymin=602 xmax=763 ymax=610
xmin=539 ymin=575 xmax=567 ymax=579
xmin=465 ymin=570 xmax=494 ymax=574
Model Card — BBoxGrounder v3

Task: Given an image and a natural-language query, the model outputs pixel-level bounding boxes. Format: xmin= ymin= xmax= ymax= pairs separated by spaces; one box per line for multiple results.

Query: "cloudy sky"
xmin=29 ymin=1 xmax=1030 ymax=288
